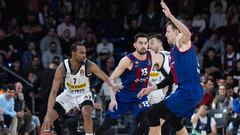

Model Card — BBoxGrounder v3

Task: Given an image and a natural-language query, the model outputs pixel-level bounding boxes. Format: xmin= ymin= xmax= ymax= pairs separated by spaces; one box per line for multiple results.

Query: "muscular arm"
xmin=87 ymin=59 xmax=109 ymax=82
xmin=148 ymin=49 xmax=164 ymax=69
xmin=46 ymin=63 xmax=65 ymax=115
xmin=110 ymin=57 xmax=129 ymax=80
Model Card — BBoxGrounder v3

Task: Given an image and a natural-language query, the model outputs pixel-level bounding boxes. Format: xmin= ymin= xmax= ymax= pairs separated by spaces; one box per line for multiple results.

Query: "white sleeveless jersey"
xmin=150 ymin=51 xmax=171 ymax=84
xmin=148 ymin=51 xmax=174 ymax=104
xmin=63 ymin=59 xmax=91 ymax=95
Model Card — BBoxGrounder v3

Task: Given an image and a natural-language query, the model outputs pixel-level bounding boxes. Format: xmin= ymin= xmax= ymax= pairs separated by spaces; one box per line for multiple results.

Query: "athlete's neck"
xmin=133 ymin=51 xmax=147 ymax=61
xmin=69 ymin=58 xmax=81 ymax=68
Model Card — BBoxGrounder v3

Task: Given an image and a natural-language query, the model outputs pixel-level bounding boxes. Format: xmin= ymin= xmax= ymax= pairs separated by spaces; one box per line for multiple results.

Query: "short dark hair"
xmin=134 ymin=33 xmax=148 ymax=42
xmin=71 ymin=41 xmax=86 ymax=52
xmin=6 ymin=84 xmax=15 ymax=91
xmin=166 ymin=21 xmax=178 ymax=31
xmin=149 ymin=33 xmax=164 ymax=43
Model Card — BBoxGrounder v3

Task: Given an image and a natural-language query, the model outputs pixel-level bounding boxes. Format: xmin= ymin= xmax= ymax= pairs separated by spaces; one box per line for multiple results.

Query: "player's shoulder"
xmin=159 ymin=51 xmax=170 ymax=56
xmin=120 ymin=56 xmax=132 ymax=63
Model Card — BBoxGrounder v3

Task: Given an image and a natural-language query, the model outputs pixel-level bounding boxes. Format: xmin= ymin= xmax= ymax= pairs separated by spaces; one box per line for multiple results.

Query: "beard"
xmin=136 ymin=49 xmax=147 ymax=55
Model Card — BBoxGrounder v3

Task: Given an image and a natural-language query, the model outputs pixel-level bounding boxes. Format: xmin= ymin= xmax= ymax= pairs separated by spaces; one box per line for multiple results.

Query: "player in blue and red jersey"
xmin=96 ymin=33 xmax=163 ymax=135
xmin=137 ymin=1 xmax=204 ymax=135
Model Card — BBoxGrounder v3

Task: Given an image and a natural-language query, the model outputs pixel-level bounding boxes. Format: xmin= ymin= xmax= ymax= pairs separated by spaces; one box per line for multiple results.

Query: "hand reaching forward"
xmin=112 ymin=83 xmax=123 ymax=92
xmin=161 ymin=0 xmax=172 ymax=18
xmin=109 ymin=99 xmax=118 ymax=112
xmin=137 ymin=84 xmax=158 ymax=99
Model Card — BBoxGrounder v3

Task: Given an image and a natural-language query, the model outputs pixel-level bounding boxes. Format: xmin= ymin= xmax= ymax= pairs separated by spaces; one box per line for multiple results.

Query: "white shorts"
xmin=56 ymin=90 xmax=94 ymax=113
xmin=148 ymin=89 xmax=165 ymax=105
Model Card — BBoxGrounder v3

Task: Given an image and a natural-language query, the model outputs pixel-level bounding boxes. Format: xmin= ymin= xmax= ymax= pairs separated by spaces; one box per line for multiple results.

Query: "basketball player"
xmin=148 ymin=33 xmax=177 ymax=135
xmin=137 ymin=1 xmax=204 ymax=135
xmin=41 ymin=42 xmax=121 ymax=135
xmin=96 ymin=33 xmax=163 ymax=135
xmin=148 ymin=33 xmax=175 ymax=104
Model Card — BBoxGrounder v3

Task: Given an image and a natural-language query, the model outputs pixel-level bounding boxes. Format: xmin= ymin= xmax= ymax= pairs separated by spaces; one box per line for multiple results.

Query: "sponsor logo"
xmin=67 ymin=82 xmax=87 ymax=91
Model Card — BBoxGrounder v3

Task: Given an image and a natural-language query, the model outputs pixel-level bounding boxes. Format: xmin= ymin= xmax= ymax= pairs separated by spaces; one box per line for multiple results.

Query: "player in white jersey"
xmin=148 ymin=34 xmax=177 ymax=135
xmin=41 ymin=42 xmax=121 ymax=135
xmin=148 ymin=34 xmax=175 ymax=105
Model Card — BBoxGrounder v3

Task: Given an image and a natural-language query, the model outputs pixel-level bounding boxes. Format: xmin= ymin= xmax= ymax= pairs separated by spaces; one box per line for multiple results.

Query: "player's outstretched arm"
xmin=42 ymin=64 xmax=65 ymax=131
xmin=137 ymin=84 xmax=158 ymax=99
xmin=87 ymin=59 xmax=123 ymax=91
xmin=161 ymin=0 xmax=191 ymax=44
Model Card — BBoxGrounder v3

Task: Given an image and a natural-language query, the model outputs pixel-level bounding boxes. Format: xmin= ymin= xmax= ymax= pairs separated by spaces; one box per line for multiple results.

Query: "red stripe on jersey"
xmin=130 ymin=67 xmax=142 ymax=91
xmin=171 ymin=48 xmax=178 ymax=84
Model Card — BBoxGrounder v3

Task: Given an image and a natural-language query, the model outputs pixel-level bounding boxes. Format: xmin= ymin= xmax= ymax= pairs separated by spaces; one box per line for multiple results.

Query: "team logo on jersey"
xmin=80 ymin=69 xmax=85 ymax=76
xmin=150 ymin=72 xmax=159 ymax=77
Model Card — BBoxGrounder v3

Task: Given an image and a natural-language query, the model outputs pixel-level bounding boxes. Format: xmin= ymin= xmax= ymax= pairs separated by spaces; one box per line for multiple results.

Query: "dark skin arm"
xmin=42 ymin=63 xmax=65 ymax=131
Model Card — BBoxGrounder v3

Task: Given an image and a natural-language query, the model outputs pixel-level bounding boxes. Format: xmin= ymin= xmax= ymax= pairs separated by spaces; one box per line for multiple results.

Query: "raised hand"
xmin=109 ymin=99 xmax=118 ymax=112
xmin=160 ymin=0 xmax=172 ymax=18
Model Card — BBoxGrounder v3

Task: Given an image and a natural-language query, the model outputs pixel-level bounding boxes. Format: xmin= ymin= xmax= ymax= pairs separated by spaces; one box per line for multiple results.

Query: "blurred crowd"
xmin=0 ymin=0 xmax=240 ymax=135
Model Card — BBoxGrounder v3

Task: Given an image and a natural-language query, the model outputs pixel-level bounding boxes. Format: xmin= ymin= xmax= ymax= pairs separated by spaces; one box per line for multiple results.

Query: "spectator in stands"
xmin=0 ymin=84 xmax=17 ymax=134
xmin=192 ymin=14 xmax=206 ymax=34
xmin=226 ymin=4 xmax=238 ymax=27
xmin=230 ymin=60 xmax=240 ymax=84
xmin=210 ymin=0 xmax=227 ymax=14
xmin=40 ymin=27 xmax=61 ymax=55
xmin=42 ymin=15 xmax=57 ymax=34
xmin=96 ymin=37 xmax=114 ymax=68
xmin=22 ymin=42 xmax=39 ymax=69
xmin=216 ymin=77 xmax=226 ymax=87
xmin=0 ymin=106 xmax=8 ymax=132
xmin=7 ymin=17 xmax=21 ymax=36
xmin=57 ymin=13 xmax=76 ymax=39
xmin=21 ymin=13 xmax=43 ymax=42
xmin=38 ymin=4 xmax=54 ymax=26
xmin=105 ymin=3 xmax=123 ymax=37
xmin=202 ymin=48 xmax=222 ymax=78
xmin=199 ymin=80 xmax=215 ymax=107
xmin=200 ymin=31 xmax=225 ymax=57
xmin=227 ymin=88 xmax=240 ymax=135
xmin=225 ymin=74 xmax=234 ymax=89
xmin=123 ymin=2 xmax=142 ymax=31
xmin=0 ymin=29 xmax=9 ymax=57
xmin=84 ymin=31 xmax=97 ymax=60
xmin=14 ymin=82 xmax=32 ymax=135
xmin=221 ymin=43 xmax=240 ymax=74
xmin=9 ymin=60 xmax=25 ymax=83
xmin=212 ymin=85 xmax=232 ymax=109
xmin=209 ymin=2 xmax=227 ymax=30
xmin=41 ymin=41 xmax=63 ymax=68
xmin=191 ymin=105 xmax=217 ymax=135
xmin=60 ymin=29 xmax=75 ymax=58
xmin=102 ymin=57 xmax=115 ymax=75
xmin=141 ymin=3 xmax=161 ymax=33
xmin=76 ymin=20 xmax=92 ymax=41
xmin=25 ymin=56 xmax=42 ymax=78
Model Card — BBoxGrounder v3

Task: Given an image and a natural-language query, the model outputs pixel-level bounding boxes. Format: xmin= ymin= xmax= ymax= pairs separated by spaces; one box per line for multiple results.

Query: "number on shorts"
xmin=142 ymin=101 xmax=150 ymax=107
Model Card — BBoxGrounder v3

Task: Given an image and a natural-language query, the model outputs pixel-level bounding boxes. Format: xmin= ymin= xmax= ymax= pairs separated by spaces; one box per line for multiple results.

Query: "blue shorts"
xmin=165 ymin=86 xmax=203 ymax=118
xmin=107 ymin=96 xmax=150 ymax=120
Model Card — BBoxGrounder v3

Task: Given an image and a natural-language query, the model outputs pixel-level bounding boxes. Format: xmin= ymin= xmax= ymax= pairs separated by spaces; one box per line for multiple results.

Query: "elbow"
xmin=185 ymin=31 xmax=192 ymax=40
